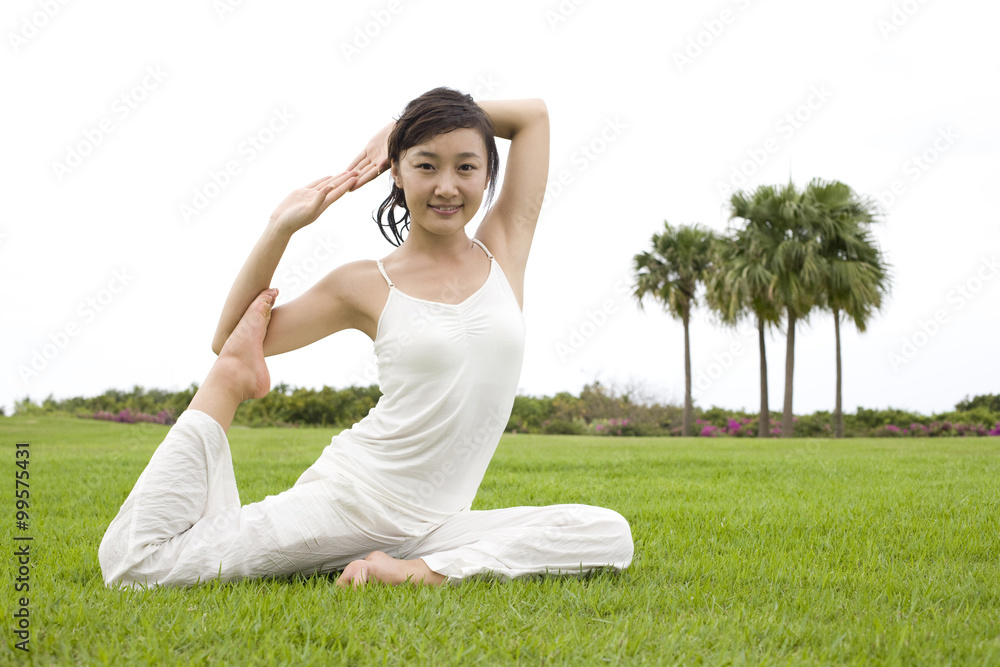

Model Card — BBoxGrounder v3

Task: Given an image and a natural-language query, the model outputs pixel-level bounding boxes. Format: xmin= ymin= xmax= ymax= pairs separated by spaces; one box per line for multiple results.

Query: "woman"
xmin=99 ymin=88 xmax=633 ymax=588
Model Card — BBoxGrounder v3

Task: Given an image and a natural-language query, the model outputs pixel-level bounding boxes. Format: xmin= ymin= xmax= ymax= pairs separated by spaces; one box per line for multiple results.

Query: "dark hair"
xmin=375 ymin=87 xmax=500 ymax=246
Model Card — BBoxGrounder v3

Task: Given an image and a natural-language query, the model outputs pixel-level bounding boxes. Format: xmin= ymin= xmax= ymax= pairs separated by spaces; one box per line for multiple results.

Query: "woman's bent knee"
xmin=590 ymin=505 xmax=634 ymax=568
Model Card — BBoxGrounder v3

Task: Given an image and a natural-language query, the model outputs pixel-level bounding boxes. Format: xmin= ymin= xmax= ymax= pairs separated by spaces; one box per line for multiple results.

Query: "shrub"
xmin=793 ymin=411 xmax=834 ymax=437
xmin=541 ymin=419 xmax=587 ymax=436
xmin=699 ymin=423 xmax=721 ymax=437
xmin=15 ymin=383 xmax=1000 ymax=437
xmin=725 ymin=417 xmax=756 ymax=438
xmin=592 ymin=418 xmax=642 ymax=437
xmin=955 ymin=393 xmax=1000 ymax=413
xmin=507 ymin=394 xmax=554 ymax=433
xmin=92 ymin=408 xmax=175 ymax=425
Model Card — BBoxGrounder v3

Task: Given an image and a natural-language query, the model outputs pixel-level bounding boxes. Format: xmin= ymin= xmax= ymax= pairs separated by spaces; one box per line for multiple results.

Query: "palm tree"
xmin=807 ymin=179 xmax=892 ymax=437
xmin=730 ymin=182 xmax=824 ymax=438
xmin=706 ymin=225 xmax=782 ymax=438
xmin=633 ymin=222 xmax=716 ymax=436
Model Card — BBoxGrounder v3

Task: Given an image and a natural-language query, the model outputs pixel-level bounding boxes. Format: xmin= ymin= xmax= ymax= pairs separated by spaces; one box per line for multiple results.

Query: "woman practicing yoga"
xmin=99 ymin=88 xmax=634 ymax=588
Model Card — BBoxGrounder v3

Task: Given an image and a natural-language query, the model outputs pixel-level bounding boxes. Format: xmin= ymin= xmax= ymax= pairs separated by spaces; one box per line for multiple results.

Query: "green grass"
xmin=3 ymin=416 xmax=999 ymax=665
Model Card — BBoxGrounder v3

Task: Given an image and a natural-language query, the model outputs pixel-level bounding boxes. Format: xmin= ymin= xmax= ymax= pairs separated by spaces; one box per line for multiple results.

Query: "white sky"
xmin=3 ymin=0 xmax=999 ymax=417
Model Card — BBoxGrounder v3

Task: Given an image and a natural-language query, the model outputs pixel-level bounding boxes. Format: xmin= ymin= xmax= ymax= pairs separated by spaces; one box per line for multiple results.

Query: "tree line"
xmin=10 ymin=385 xmax=1000 ymax=439
xmin=634 ymin=178 xmax=892 ymax=438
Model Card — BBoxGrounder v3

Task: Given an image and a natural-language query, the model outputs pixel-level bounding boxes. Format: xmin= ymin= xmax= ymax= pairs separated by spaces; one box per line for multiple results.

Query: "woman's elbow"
xmin=530 ymin=98 xmax=548 ymax=123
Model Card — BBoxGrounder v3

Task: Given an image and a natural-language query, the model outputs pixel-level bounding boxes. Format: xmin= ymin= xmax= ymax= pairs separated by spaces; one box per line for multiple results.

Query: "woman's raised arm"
xmin=474 ymin=99 xmax=549 ymax=283
xmin=210 ymin=171 xmax=358 ymax=355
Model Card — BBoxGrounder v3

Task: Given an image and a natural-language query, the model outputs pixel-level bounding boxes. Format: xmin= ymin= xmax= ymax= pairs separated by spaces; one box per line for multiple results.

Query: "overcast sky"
xmin=3 ymin=0 xmax=998 ymax=418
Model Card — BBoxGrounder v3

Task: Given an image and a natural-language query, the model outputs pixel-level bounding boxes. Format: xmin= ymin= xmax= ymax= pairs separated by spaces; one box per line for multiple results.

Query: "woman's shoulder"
xmin=333 ymin=257 xmax=387 ymax=277
xmin=314 ymin=260 xmax=390 ymax=327
xmin=322 ymin=259 xmax=390 ymax=295
xmin=310 ymin=259 xmax=389 ymax=339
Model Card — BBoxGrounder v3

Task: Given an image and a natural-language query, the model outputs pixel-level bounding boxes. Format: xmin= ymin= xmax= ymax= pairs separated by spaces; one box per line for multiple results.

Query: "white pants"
xmin=99 ymin=411 xmax=634 ymax=588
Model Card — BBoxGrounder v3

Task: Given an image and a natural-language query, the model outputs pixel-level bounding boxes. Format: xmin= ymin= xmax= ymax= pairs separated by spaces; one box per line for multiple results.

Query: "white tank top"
xmin=309 ymin=239 xmax=525 ymax=515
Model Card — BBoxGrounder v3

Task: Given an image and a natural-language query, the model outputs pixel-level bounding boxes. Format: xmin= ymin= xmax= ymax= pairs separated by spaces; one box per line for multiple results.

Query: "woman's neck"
xmin=396 ymin=225 xmax=475 ymax=262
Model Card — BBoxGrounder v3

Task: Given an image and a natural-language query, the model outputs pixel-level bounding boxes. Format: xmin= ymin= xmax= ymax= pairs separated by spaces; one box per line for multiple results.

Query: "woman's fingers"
xmin=269 ymin=171 xmax=359 ymax=232
xmin=345 ymin=149 xmax=368 ymax=172
xmin=306 ymin=175 xmax=332 ymax=188
xmin=332 ymin=170 xmax=359 ymax=186
xmin=317 ymin=173 xmax=359 ymax=213
xmin=307 ymin=171 xmax=357 ymax=192
xmin=350 ymin=159 xmax=389 ymax=191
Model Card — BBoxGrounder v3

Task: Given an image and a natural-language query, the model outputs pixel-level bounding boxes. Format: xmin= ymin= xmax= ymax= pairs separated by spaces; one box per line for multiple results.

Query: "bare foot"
xmin=335 ymin=551 xmax=446 ymax=589
xmin=213 ymin=288 xmax=276 ymax=402
xmin=188 ymin=289 xmax=277 ymax=431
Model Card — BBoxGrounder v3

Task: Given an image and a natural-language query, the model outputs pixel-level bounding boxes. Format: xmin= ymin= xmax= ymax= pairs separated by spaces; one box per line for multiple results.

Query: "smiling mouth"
xmin=429 ymin=204 xmax=462 ymax=214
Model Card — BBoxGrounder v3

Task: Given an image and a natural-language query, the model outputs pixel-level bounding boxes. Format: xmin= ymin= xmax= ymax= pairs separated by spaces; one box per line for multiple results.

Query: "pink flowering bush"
xmin=592 ymin=417 xmax=639 ymax=436
xmin=687 ymin=416 xmax=770 ymax=438
xmin=93 ymin=408 xmax=175 ymax=425
xmin=15 ymin=384 xmax=998 ymax=437
xmin=872 ymin=420 xmax=998 ymax=438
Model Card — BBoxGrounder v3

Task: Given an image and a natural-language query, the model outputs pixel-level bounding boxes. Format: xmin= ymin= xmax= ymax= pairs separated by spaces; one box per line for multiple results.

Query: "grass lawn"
xmin=2 ymin=415 xmax=999 ymax=665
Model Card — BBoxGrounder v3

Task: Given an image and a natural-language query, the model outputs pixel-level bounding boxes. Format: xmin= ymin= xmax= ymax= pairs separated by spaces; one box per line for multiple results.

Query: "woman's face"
xmin=392 ymin=128 xmax=489 ymax=238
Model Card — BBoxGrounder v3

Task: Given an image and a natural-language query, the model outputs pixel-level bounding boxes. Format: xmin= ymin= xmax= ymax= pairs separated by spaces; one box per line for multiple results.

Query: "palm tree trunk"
xmin=782 ymin=310 xmax=796 ymax=438
xmin=834 ymin=308 xmax=844 ymax=438
xmin=758 ymin=316 xmax=769 ymax=438
xmin=683 ymin=310 xmax=693 ymax=437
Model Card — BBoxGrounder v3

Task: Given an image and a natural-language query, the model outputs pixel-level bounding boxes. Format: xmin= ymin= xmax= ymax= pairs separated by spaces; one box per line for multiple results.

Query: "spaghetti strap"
xmin=471 ymin=238 xmax=494 ymax=260
xmin=375 ymin=260 xmax=394 ymax=288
